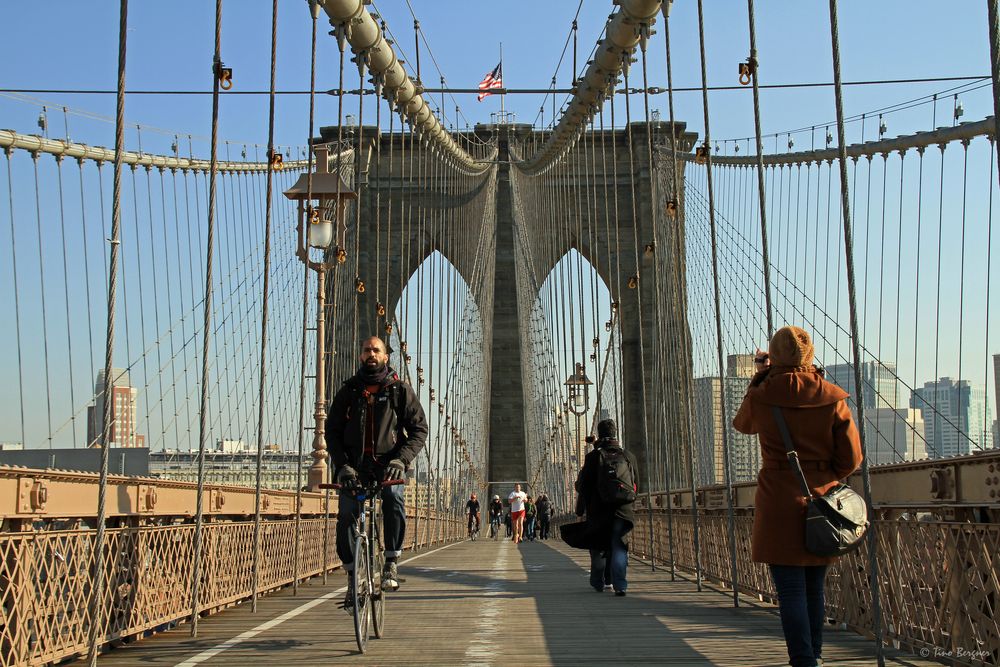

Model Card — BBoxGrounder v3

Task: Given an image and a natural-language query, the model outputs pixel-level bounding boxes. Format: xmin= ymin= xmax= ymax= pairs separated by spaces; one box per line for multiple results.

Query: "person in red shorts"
xmin=508 ymin=483 xmax=528 ymax=543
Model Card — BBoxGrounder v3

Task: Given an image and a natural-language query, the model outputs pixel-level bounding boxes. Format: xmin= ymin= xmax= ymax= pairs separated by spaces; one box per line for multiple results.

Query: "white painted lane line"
xmin=174 ymin=541 xmax=460 ymax=666
xmin=463 ymin=541 xmax=510 ymax=667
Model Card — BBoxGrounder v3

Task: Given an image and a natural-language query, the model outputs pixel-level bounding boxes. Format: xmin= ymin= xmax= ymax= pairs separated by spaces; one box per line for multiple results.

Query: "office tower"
xmin=910 ymin=377 xmax=989 ymax=458
xmin=692 ymin=374 xmax=759 ymax=486
xmin=86 ymin=368 xmax=145 ymax=448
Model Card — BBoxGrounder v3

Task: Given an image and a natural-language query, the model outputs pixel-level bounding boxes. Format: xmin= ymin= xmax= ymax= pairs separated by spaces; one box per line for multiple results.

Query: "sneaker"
xmin=341 ymin=580 xmax=355 ymax=615
xmin=382 ymin=561 xmax=399 ymax=592
xmin=603 ymin=584 xmax=613 ymax=591
xmin=614 ymin=590 xmax=626 ymax=597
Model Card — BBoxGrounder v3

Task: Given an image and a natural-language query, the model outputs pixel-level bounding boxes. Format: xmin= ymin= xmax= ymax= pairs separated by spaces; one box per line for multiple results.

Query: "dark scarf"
xmin=357 ymin=363 xmax=394 ymax=386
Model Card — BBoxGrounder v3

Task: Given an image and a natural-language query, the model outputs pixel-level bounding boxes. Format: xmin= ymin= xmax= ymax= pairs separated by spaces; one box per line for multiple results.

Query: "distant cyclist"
xmin=488 ymin=495 xmax=503 ymax=538
xmin=466 ymin=492 xmax=481 ymax=538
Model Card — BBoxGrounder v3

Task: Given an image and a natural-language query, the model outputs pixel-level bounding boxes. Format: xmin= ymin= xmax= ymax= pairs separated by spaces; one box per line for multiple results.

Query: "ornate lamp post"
xmin=283 ymin=145 xmax=357 ymax=491
xmin=564 ymin=362 xmax=593 ymax=493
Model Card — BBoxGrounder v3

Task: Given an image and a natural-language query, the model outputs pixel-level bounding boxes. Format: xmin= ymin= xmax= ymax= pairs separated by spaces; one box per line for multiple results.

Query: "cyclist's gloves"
xmin=336 ymin=465 xmax=359 ymax=487
xmin=384 ymin=459 xmax=406 ymax=481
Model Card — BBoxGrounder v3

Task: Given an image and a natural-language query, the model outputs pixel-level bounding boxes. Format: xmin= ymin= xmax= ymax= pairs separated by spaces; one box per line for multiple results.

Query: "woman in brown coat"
xmin=733 ymin=326 xmax=863 ymax=667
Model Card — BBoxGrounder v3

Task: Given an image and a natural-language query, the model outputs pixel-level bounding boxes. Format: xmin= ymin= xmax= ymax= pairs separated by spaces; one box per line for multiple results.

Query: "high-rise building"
xmin=692 ymin=374 xmax=758 ymax=486
xmin=864 ymin=408 xmax=926 ymax=465
xmin=910 ymin=377 xmax=989 ymax=458
xmin=86 ymin=368 xmax=145 ymax=448
xmin=727 ymin=354 xmax=756 ymax=380
xmin=994 ymin=353 xmax=999 ymax=440
xmin=824 ymin=361 xmax=899 ymax=411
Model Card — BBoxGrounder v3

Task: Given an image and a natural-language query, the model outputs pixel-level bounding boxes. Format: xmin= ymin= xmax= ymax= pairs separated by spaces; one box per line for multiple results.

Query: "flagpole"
xmin=499 ymin=42 xmax=505 ymax=121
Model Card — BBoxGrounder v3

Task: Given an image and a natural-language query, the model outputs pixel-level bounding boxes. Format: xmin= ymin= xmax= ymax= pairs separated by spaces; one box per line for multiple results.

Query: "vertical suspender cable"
xmin=987 ymin=0 xmax=1000 ymax=191
xmin=639 ymin=30 xmax=675 ymax=576
xmin=826 ymin=1 xmax=884 ymax=663
xmin=746 ymin=0 xmax=775 ymax=337
xmin=4 ymin=149 xmax=25 ymax=449
xmin=88 ymin=0 xmax=127 ymax=662
xmin=621 ymin=61 xmax=655 ymax=572
xmin=695 ymin=0 xmax=740 ymax=607
xmin=190 ymin=0 xmax=223 ymax=638
xmin=662 ymin=4 xmax=702 ymax=589
xmin=251 ymin=0 xmax=279 ymax=614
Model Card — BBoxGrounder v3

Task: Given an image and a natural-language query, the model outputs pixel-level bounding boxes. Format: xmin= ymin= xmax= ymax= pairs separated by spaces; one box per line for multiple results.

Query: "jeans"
xmin=539 ymin=516 xmax=550 ymax=540
xmin=525 ymin=517 xmax=536 ymax=540
xmin=589 ymin=517 xmax=629 ymax=592
xmin=769 ymin=564 xmax=828 ymax=667
xmin=337 ymin=482 xmax=406 ymax=570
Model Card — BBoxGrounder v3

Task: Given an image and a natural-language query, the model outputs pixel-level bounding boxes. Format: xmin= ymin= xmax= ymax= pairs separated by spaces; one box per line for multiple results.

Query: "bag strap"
xmin=769 ymin=405 xmax=814 ymax=500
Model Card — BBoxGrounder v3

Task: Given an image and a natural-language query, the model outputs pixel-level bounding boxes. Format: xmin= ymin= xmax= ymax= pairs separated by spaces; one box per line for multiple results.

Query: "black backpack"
xmin=597 ymin=445 xmax=636 ymax=505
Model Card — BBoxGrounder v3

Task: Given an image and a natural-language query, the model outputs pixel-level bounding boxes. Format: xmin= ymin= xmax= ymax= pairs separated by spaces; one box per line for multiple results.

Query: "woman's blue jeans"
xmin=769 ymin=564 xmax=828 ymax=667
xmin=589 ymin=517 xmax=629 ymax=592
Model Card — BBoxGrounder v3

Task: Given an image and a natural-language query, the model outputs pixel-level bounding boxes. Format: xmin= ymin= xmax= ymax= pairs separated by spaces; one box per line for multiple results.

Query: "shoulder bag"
xmin=770 ymin=406 xmax=869 ymax=557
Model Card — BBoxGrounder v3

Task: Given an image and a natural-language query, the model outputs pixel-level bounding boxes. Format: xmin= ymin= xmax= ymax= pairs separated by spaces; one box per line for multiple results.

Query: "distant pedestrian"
xmin=733 ymin=326 xmax=863 ymax=667
xmin=524 ymin=495 xmax=537 ymax=541
xmin=504 ymin=510 xmax=512 ymax=538
xmin=536 ymin=494 xmax=552 ymax=540
xmin=575 ymin=419 xmax=637 ymax=596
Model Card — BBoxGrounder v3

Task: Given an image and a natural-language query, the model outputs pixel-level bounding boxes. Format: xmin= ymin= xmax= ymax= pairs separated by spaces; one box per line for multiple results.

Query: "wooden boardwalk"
xmin=96 ymin=538 xmax=937 ymax=666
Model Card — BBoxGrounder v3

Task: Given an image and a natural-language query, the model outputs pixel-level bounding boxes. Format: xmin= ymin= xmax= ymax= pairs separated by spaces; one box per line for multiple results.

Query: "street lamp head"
xmin=564 ymin=362 xmax=592 ymax=415
xmin=283 ymin=145 xmax=358 ymax=255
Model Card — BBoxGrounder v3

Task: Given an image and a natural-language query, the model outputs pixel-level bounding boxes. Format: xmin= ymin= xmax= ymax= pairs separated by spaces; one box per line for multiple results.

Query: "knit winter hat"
xmin=597 ymin=419 xmax=618 ymax=440
xmin=768 ymin=326 xmax=815 ymax=367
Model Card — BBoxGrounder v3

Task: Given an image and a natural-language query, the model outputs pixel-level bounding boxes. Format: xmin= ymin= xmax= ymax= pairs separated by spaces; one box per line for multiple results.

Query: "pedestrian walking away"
xmin=536 ymin=493 xmax=552 ymax=540
xmin=575 ymin=419 xmax=637 ymax=596
xmin=326 ymin=336 xmax=428 ymax=612
xmin=733 ymin=326 xmax=863 ymax=667
xmin=508 ymin=483 xmax=528 ymax=543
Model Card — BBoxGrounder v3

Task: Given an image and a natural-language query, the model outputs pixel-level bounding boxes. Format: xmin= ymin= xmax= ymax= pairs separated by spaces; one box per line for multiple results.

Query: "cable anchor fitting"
xmin=335 ymin=246 xmax=348 ymax=264
xmin=355 ymin=278 xmax=365 ymax=294
xmin=627 ymin=274 xmax=639 ymax=290
xmin=666 ymin=199 xmax=678 ymax=217
xmin=694 ymin=143 xmax=710 ymax=164
xmin=214 ymin=62 xmax=234 ymax=90
xmin=376 ymin=302 xmax=386 ymax=317
xmin=385 ymin=323 xmax=393 ymax=335
xmin=738 ymin=57 xmax=757 ymax=86
xmin=643 ymin=243 xmax=655 ymax=257
xmin=268 ymin=149 xmax=284 ymax=171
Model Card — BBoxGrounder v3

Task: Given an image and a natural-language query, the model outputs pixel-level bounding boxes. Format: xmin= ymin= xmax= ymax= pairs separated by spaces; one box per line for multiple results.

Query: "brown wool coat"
xmin=733 ymin=365 xmax=864 ymax=566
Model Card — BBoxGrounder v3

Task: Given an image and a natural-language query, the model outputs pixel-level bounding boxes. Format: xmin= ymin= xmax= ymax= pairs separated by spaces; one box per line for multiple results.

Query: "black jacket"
xmin=576 ymin=438 xmax=637 ymax=532
xmin=326 ymin=369 xmax=427 ymax=474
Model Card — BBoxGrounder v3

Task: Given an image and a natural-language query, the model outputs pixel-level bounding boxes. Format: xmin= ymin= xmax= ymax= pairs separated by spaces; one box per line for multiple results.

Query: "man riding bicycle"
xmin=327 ymin=336 xmax=427 ymax=612
xmin=488 ymin=495 xmax=503 ymax=538
xmin=466 ymin=493 xmax=481 ymax=538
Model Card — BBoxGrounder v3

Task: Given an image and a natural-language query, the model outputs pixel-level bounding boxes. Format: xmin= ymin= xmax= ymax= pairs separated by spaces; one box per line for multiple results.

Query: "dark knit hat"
xmin=768 ymin=326 xmax=815 ymax=367
xmin=597 ymin=419 xmax=617 ymax=440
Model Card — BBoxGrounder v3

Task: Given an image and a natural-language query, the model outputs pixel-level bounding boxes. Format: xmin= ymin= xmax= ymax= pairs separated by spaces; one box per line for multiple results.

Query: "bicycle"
xmin=489 ymin=516 xmax=501 ymax=541
xmin=320 ymin=478 xmax=404 ymax=653
xmin=468 ymin=516 xmax=480 ymax=541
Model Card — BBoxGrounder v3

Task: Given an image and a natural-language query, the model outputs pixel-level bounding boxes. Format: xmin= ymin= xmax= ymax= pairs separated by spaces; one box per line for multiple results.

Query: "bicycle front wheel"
xmin=352 ymin=534 xmax=371 ymax=653
xmin=371 ymin=519 xmax=386 ymax=639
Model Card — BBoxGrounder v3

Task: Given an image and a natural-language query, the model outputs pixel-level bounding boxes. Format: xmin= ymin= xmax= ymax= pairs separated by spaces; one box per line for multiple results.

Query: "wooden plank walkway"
xmin=96 ymin=538 xmax=938 ymax=666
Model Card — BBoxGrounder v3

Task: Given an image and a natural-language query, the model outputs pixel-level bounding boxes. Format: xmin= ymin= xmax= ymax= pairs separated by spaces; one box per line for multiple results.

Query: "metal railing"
xmin=624 ymin=449 xmax=1000 ymax=666
xmin=0 ymin=467 xmax=463 ymax=666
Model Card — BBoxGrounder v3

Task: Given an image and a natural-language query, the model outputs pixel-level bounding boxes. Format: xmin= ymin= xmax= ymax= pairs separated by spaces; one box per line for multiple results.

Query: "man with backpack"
xmin=574 ymin=419 xmax=637 ymax=596
xmin=326 ymin=336 xmax=428 ymax=611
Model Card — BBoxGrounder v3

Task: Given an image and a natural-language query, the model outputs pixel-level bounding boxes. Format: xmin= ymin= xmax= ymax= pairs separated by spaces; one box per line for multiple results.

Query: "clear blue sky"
xmin=1 ymin=1 xmax=997 ymax=451
xmin=0 ymin=1 xmax=993 ymax=154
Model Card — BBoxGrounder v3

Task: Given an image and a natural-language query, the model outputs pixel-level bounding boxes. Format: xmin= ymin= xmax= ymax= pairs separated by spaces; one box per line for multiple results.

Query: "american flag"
xmin=477 ymin=62 xmax=503 ymax=101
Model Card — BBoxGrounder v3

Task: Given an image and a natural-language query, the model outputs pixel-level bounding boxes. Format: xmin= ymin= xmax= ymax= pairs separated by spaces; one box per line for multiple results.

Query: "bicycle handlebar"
xmin=318 ymin=479 xmax=406 ymax=491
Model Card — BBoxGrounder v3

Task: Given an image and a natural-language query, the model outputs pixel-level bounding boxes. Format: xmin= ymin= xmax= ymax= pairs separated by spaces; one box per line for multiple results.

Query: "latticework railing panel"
xmin=0 ymin=512 xmax=461 ymax=666
xmin=630 ymin=510 xmax=1000 ymax=666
